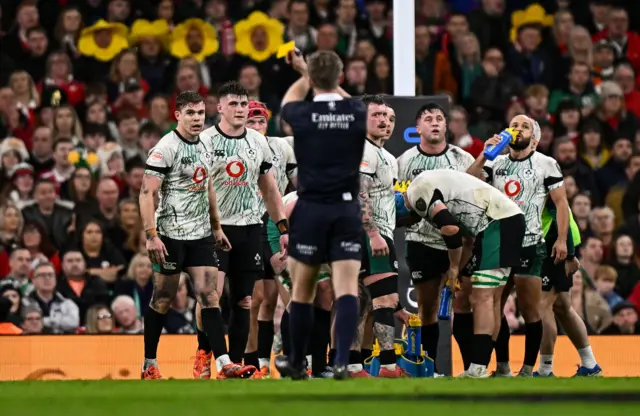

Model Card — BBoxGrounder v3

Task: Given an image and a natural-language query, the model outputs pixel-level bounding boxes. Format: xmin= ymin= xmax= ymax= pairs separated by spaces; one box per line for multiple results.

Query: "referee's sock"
xmin=494 ymin=316 xmax=511 ymax=373
xmin=196 ymin=329 xmax=212 ymax=354
xmin=421 ymin=322 xmax=440 ymax=373
xmin=334 ymin=295 xmax=359 ymax=367
xmin=288 ymin=301 xmax=314 ymax=370
xmin=257 ymin=320 xmax=275 ymax=370
xmin=452 ymin=312 xmax=473 ymax=370
xmin=144 ymin=308 xmax=167 ymax=362
xmin=310 ymin=307 xmax=331 ymax=375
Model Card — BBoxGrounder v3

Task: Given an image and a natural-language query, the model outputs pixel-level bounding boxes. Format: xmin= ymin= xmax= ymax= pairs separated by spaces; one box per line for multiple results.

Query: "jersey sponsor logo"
xmin=192 ymin=167 xmax=207 ymax=184
xmin=311 ymin=112 xmax=356 ymax=130
xmin=504 ymin=180 xmax=521 ymax=197
xmin=162 ymin=262 xmax=177 ymax=271
xmin=223 ymin=161 xmax=249 ymax=186
xmin=150 ymin=151 xmax=163 ymax=161
xmin=340 ymin=241 xmax=361 ymax=253
xmin=411 ymin=168 xmax=424 ymax=177
xmin=411 ymin=271 xmax=423 ymax=280
xmin=214 ymin=150 xmax=225 ymax=157
xmin=181 ymin=157 xmax=194 ymax=165
xmin=495 ymin=168 xmax=508 ymax=176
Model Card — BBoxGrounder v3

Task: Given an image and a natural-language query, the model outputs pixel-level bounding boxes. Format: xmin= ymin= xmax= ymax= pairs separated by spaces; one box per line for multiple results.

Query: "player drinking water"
xmin=467 ymin=115 xmax=569 ymax=377
xmin=140 ymin=91 xmax=253 ymax=380
xmin=396 ymin=103 xmax=474 ymax=374
xmin=275 ymin=49 xmax=366 ymax=380
xmin=243 ymin=100 xmax=298 ymax=378
xmin=191 ymin=82 xmax=288 ymax=379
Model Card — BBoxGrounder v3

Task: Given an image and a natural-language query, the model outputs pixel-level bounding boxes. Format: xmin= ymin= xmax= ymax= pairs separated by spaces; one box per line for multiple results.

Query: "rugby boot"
xmin=573 ymin=364 xmax=603 ymax=377
xmin=250 ymin=366 xmax=270 ymax=379
xmin=216 ymin=363 xmax=257 ymax=379
xmin=193 ymin=349 xmax=212 ymax=379
xmin=378 ymin=366 xmax=410 ymax=378
xmin=533 ymin=371 xmax=555 ymax=377
xmin=275 ymin=355 xmax=309 ymax=380
xmin=141 ymin=364 xmax=163 ymax=380
xmin=332 ymin=365 xmax=349 ymax=380
xmin=349 ymin=369 xmax=372 ymax=378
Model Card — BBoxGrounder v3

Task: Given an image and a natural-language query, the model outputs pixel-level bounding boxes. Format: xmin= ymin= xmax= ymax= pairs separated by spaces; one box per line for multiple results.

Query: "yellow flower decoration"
xmin=234 ymin=11 xmax=284 ymax=63
xmin=129 ymin=19 xmax=170 ymax=48
xmin=510 ymin=4 xmax=553 ymax=43
xmin=78 ymin=19 xmax=129 ymax=62
xmin=68 ymin=150 xmax=81 ymax=165
xmin=85 ymin=152 xmax=100 ymax=167
xmin=170 ymin=18 xmax=219 ymax=62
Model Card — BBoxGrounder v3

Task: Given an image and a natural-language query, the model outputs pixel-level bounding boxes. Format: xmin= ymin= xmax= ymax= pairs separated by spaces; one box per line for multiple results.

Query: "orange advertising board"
xmin=0 ymin=335 xmax=638 ymax=380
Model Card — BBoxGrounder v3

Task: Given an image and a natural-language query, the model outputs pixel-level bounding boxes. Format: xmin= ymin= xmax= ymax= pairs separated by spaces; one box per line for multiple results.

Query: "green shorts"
xmin=359 ymin=234 xmax=398 ymax=279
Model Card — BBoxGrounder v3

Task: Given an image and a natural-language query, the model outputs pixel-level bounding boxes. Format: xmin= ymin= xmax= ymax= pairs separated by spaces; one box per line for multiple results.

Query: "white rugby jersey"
xmin=257 ymin=136 xmax=297 ymax=214
xmin=202 ymin=125 xmax=273 ymax=226
xmin=397 ymin=144 xmax=474 ymax=249
xmin=145 ymin=129 xmax=215 ymax=240
xmin=360 ymin=139 xmax=398 ymax=239
xmin=407 ymin=169 xmax=522 ymax=236
xmin=484 ymin=151 xmax=563 ymax=246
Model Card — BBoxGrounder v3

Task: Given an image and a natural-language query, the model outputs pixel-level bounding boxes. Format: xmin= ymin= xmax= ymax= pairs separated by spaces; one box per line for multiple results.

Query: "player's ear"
xmin=174 ymin=110 xmax=180 ymax=121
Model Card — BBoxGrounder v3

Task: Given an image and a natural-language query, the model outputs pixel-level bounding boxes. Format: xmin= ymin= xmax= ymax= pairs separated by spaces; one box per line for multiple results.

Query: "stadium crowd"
xmin=0 ymin=0 xmax=639 ymax=340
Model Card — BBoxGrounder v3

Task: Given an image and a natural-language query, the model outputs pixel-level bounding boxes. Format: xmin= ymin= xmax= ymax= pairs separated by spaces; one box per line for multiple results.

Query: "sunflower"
xmin=78 ymin=19 xmax=129 ymax=62
xmin=234 ymin=11 xmax=285 ymax=63
xmin=130 ymin=19 xmax=170 ymax=49
xmin=170 ymin=18 xmax=219 ymax=61
xmin=67 ymin=150 xmax=81 ymax=165
xmin=510 ymin=4 xmax=553 ymax=43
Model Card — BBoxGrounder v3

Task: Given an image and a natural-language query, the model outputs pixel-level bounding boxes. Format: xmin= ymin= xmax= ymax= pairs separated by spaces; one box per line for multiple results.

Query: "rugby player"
xmin=274 ymin=49 xmax=367 ymax=380
xmin=243 ymin=100 xmax=298 ymax=378
xmin=467 ymin=115 xmax=569 ymax=377
xmin=358 ymin=95 xmax=405 ymax=377
xmin=403 ymin=169 xmax=526 ymax=378
xmin=140 ymin=91 xmax=253 ymax=380
xmin=192 ymin=82 xmax=288 ymax=379
xmin=397 ymin=103 xmax=474 ymax=374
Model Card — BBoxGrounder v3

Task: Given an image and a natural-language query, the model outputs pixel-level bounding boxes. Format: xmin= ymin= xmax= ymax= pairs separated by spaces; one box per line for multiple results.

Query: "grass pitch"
xmin=1 ymin=377 xmax=640 ymax=416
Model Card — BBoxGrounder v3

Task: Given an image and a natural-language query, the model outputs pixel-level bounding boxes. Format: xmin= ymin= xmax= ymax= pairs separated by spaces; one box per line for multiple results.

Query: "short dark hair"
xmin=288 ymin=0 xmax=308 ymax=12
xmin=139 ymin=122 xmax=162 ymax=138
xmin=53 ymin=137 xmax=73 ymax=151
xmin=415 ymin=103 xmax=446 ymax=122
xmin=307 ymin=50 xmax=343 ymax=91
xmin=34 ymin=178 xmax=56 ymax=190
xmin=361 ymin=94 xmax=386 ymax=108
xmin=125 ymin=156 xmax=145 ymax=172
xmin=217 ymin=81 xmax=249 ymax=99
xmin=346 ymin=57 xmax=367 ymax=69
xmin=26 ymin=26 xmax=47 ymax=37
xmin=116 ymin=110 xmax=137 ymax=125
xmin=175 ymin=90 xmax=205 ymax=111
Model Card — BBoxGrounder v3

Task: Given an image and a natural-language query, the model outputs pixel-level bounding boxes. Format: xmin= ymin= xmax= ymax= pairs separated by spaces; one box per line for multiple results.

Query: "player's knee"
xmin=453 ymin=292 xmax=472 ymax=313
xmin=258 ymin=297 xmax=276 ymax=317
xmin=372 ymin=293 xmax=398 ymax=309
xmin=551 ymin=300 xmax=571 ymax=319
xmin=151 ymin=295 xmax=173 ymax=313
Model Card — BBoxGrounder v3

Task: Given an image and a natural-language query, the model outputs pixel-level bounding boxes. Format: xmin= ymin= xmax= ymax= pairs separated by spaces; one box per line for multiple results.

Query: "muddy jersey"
xmin=201 ymin=125 xmax=273 ymax=226
xmin=484 ymin=151 xmax=563 ymax=247
xmin=407 ymin=169 xmax=522 ymax=236
xmin=397 ymin=144 xmax=474 ymax=249
xmin=360 ymin=139 xmax=398 ymax=239
xmin=145 ymin=130 xmax=215 ymax=240
xmin=257 ymin=136 xmax=297 ymax=214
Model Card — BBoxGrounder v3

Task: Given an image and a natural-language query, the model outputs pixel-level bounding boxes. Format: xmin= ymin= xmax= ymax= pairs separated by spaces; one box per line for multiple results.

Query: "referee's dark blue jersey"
xmin=281 ymin=96 xmax=367 ymax=203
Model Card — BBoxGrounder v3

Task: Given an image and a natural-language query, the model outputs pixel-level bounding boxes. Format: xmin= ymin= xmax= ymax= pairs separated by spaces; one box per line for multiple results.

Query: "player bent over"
xmin=274 ymin=49 xmax=367 ymax=380
xmin=404 ymin=169 xmax=525 ymax=378
xmin=535 ymin=202 xmax=602 ymax=377
xmin=140 ymin=91 xmax=254 ymax=379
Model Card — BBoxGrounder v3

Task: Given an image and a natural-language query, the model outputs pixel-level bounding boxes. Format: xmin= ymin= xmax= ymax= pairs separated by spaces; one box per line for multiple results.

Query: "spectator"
xmin=29 ymin=125 xmax=54 ymax=175
xmin=569 ymin=269 xmax=612 ymax=334
xmin=114 ymin=253 xmax=152 ymax=318
xmin=132 ymin=20 xmax=172 ymax=98
xmin=580 ymin=235 xmax=604 ymax=286
xmin=53 ymin=5 xmax=83 ymax=59
xmin=61 ymin=167 xmax=99 ymax=227
xmin=136 ymin=124 xmax=161 ymax=166
xmin=577 ymin=120 xmax=609 ymax=170
xmin=114 ymin=111 xmax=142 ymax=161
xmin=23 ymin=26 xmax=51 ymax=83
xmin=9 ymin=70 xmax=39 ymax=111
xmin=52 ymin=106 xmax=83 ymax=144
xmin=56 ymin=250 xmax=110 ymax=325
xmin=535 ymin=119 xmax=555 ymax=155
xmin=39 ymin=52 xmax=85 ymax=107
xmin=454 ymin=32 xmax=482 ymax=102
xmin=601 ymin=301 xmax=640 ymax=335
xmin=355 ymin=38 xmax=377 ymax=66
xmin=20 ymin=303 xmax=44 ymax=334
xmin=342 ymin=57 xmax=368 ymax=96
xmin=0 ymin=202 xmax=23 ymax=252
xmin=592 ymin=7 xmax=640 ymax=75
xmin=448 ymin=106 xmax=483 ymax=157
xmin=506 ymin=19 xmax=555 ymax=87
xmin=605 ymin=154 xmax=640 ymax=228
xmin=571 ymin=192 xmax=593 ymax=233
xmin=39 ymin=138 xmax=75 ymax=193
xmin=593 ymin=265 xmax=624 ymax=310
xmin=548 ymin=61 xmax=598 ymax=115
xmin=614 ymin=63 xmax=640 ymax=119
xmin=20 ymin=221 xmax=61 ymax=275
xmin=165 ymin=273 xmax=196 ymax=334
xmin=553 ymin=99 xmax=583 ymax=142
xmin=587 ymin=81 xmax=639 ymax=146
xmin=21 ymin=179 xmax=73 ymax=249
xmin=284 ymin=0 xmax=318 ymax=56
xmin=589 ymin=206 xmax=615 ymax=256
xmin=147 ymin=95 xmax=174 ymax=135
xmin=550 ymin=9 xmax=575 ymax=58
xmin=111 ymin=295 xmax=143 ymax=334
xmin=467 ymin=0 xmax=508 ymax=53
xmin=565 ymin=26 xmax=594 ymax=74
xmin=92 ymin=178 xmax=122 ymax=239
xmin=0 ymin=296 xmax=22 ymax=335
xmin=361 ymin=0 xmax=391 ymax=56
xmin=77 ymin=220 xmax=125 ymax=290
xmin=84 ymin=304 xmax=115 ymax=334
xmin=564 ymin=175 xmax=578 ymax=200
xmin=595 ymin=137 xmax=633 ymax=199
xmin=0 ymin=283 xmax=24 ymax=326
xmin=1 ymin=247 xmax=33 ymax=294
xmin=553 ymin=137 xmax=600 ymax=204
xmin=97 ymin=143 xmax=126 ymax=190
xmin=334 ymin=0 xmax=359 ymax=59
xmin=107 ymin=49 xmax=149 ymax=105
xmin=607 ymin=234 xmax=640 ymax=299
xmin=366 ymin=54 xmax=392 ymax=94
xmin=524 ymin=84 xmax=550 ymax=121
xmin=0 ymin=137 xmax=30 ymax=191
xmin=23 ymin=261 xmax=79 ymax=334
xmin=592 ymin=39 xmax=616 ymax=85
xmin=0 ymin=0 xmax=40 ymax=62
xmin=580 ymin=0 xmax=610 ymax=36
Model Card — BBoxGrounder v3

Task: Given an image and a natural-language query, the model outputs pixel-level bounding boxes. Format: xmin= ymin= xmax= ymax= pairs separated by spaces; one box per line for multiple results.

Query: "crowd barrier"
xmin=0 ymin=335 xmax=638 ymax=380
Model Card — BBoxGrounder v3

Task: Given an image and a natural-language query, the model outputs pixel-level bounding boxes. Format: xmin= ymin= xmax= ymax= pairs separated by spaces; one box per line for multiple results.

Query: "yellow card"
xmin=277 ymin=41 xmax=296 ymax=59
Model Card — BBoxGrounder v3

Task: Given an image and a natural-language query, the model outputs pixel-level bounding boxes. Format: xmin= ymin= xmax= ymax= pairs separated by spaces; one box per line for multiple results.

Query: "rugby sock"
xmin=328 ymin=348 xmax=337 ymax=367
xmin=143 ymin=308 xmax=167 ymax=360
xmin=196 ymin=329 xmax=212 ymax=354
xmin=578 ymin=346 xmax=597 ymax=369
xmin=257 ymin=320 xmax=275 ymax=368
xmin=244 ymin=351 xmax=259 ymax=369
xmin=452 ymin=312 xmax=473 ymax=370
xmin=372 ymin=307 xmax=396 ymax=366
xmin=310 ymin=308 xmax=331 ymax=375
xmin=523 ymin=320 xmax=543 ymax=370
xmin=280 ymin=310 xmax=291 ymax=356
xmin=361 ymin=348 xmax=373 ymax=363
xmin=421 ymin=323 xmax=439 ymax=372
xmin=347 ymin=350 xmax=363 ymax=373
xmin=494 ymin=316 xmax=511 ymax=363
xmin=228 ymin=306 xmax=250 ymax=363
xmin=334 ymin=295 xmax=359 ymax=367
xmin=538 ymin=354 xmax=554 ymax=375
xmin=471 ymin=334 xmax=493 ymax=366
xmin=288 ymin=301 xmax=314 ymax=369
xmin=200 ymin=308 xmax=228 ymax=360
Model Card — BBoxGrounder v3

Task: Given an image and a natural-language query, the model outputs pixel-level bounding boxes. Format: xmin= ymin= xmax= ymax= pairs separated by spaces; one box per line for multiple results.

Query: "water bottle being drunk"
xmin=483 ymin=128 xmax=520 ymax=161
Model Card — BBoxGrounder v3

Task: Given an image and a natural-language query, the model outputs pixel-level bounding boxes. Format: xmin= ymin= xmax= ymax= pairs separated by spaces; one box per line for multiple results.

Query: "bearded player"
xmin=396 ymin=103 xmax=474 ymax=374
xmin=467 ymin=115 xmax=569 ymax=377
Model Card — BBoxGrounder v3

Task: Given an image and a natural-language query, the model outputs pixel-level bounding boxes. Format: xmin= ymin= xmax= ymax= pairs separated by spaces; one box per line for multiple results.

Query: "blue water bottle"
xmin=438 ymin=284 xmax=453 ymax=320
xmin=483 ymin=128 xmax=519 ymax=161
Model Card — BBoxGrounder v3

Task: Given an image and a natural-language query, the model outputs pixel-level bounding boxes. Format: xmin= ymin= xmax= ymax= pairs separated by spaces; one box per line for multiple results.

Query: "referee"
xmin=274 ymin=49 xmax=367 ymax=380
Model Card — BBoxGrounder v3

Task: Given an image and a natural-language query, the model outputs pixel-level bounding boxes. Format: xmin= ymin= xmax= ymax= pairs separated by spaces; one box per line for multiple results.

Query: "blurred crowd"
xmin=0 ymin=0 xmax=638 ymax=337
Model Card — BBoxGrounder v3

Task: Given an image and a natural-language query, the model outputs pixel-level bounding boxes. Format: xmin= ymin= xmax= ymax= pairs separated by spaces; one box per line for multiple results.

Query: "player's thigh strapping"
xmin=289 ymin=199 xmax=363 ymax=265
xmin=406 ymin=242 xmax=449 ymax=285
xmin=216 ymin=225 xmax=264 ymax=302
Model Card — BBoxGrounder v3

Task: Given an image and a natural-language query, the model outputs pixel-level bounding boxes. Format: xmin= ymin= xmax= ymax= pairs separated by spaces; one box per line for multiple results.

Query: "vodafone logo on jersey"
xmin=223 ymin=161 xmax=248 ymax=186
xmin=188 ymin=167 xmax=208 ymax=191
xmin=504 ymin=180 xmax=521 ymax=198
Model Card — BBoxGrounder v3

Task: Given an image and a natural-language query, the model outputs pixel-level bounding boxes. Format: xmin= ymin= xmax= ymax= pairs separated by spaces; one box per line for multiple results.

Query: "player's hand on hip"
xmin=213 ymin=229 xmax=232 ymax=251
xmin=565 ymin=257 xmax=580 ymax=276
xmin=552 ymin=240 xmax=568 ymax=264
xmin=147 ymin=236 xmax=168 ymax=266
xmin=279 ymin=234 xmax=289 ymax=260
xmin=370 ymin=233 xmax=389 ymax=257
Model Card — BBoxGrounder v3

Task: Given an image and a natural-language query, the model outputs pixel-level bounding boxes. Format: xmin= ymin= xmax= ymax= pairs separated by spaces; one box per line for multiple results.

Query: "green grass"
xmin=1 ymin=378 xmax=640 ymax=415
